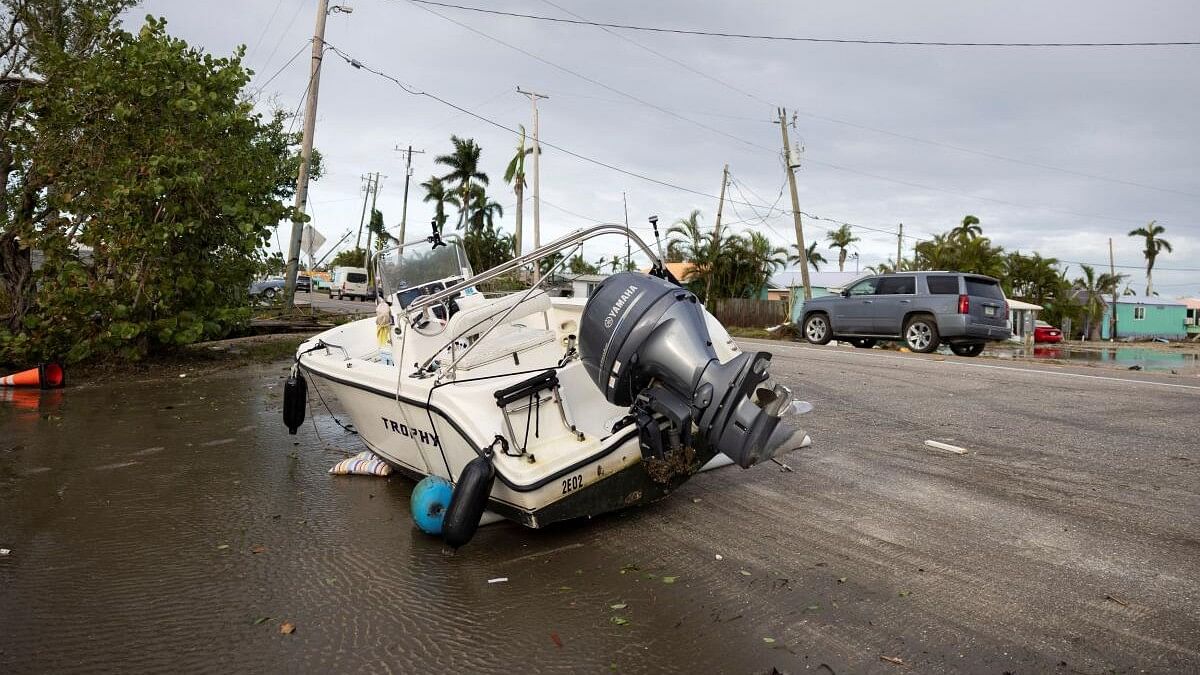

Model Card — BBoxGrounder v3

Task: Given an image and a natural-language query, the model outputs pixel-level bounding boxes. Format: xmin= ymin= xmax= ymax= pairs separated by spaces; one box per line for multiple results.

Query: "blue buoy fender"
xmin=411 ymin=476 xmax=454 ymax=536
xmin=443 ymin=453 xmax=496 ymax=549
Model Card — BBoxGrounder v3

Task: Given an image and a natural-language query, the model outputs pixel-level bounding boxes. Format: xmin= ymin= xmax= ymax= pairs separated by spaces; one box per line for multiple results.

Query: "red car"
xmin=1034 ymin=320 xmax=1063 ymax=343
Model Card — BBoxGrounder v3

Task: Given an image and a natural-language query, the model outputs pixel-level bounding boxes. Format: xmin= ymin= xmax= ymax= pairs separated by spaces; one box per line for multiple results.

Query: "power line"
xmin=535 ymin=0 xmax=775 ymax=109
xmin=251 ymin=42 xmax=309 ymax=97
xmin=259 ymin=0 xmax=308 ymax=77
xmin=322 ymin=43 xmax=1197 ymax=272
xmin=408 ymin=1 xmax=1200 ymax=48
xmin=404 ymin=1 xmax=1167 ymax=226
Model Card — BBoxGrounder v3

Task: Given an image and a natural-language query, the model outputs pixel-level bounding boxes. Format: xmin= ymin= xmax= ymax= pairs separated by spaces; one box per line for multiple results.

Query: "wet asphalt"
xmin=1 ymin=341 xmax=1198 ymax=673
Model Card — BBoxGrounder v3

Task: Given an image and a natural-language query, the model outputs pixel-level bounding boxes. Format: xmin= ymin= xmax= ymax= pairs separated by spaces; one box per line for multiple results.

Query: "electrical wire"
xmin=409 ymin=0 xmax=1199 ymax=203
xmin=407 ymin=1 xmax=1200 ymax=48
xmin=397 ymin=3 xmax=1181 ymax=226
xmin=322 ymin=42 xmax=1198 ymax=270
xmin=251 ymin=42 xmax=309 ymax=97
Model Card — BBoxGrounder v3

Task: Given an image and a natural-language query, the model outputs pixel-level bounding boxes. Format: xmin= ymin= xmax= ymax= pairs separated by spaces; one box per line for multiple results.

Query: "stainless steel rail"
xmin=404 ymin=224 xmax=660 ymax=316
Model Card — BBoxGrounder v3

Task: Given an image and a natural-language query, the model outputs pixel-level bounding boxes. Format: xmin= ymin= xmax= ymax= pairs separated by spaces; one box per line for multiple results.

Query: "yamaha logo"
xmin=604 ymin=316 xmax=614 ymax=328
xmin=604 ymin=284 xmax=639 ymax=330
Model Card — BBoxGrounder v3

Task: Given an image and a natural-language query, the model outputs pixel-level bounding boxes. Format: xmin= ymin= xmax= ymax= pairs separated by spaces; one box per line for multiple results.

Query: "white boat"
xmin=285 ymin=224 xmax=808 ymax=547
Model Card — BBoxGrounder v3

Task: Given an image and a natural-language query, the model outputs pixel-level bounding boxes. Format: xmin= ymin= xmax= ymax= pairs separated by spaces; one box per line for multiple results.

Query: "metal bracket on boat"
xmin=494 ymin=369 xmax=585 ymax=459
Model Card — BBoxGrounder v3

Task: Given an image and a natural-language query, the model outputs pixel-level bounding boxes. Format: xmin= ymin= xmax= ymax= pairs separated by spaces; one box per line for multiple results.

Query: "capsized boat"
xmin=285 ymin=224 xmax=808 ymax=547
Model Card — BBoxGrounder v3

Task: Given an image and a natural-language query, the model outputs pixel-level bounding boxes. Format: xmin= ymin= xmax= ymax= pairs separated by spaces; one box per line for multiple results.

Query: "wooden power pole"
xmin=777 ymin=108 xmax=811 ymax=301
xmin=395 ymin=145 xmax=424 ymax=246
xmin=704 ymin=164 xmax=729 ymax=302
xmin=897 ymin=223 xmax=904 ymax=269
xmin=1109 ymin=237 xmax=1118 ymax=341
xmin=518 ymin=87 xmax=548 ymax=282
xmin=282 ymin=0 xmax=331 ymax=310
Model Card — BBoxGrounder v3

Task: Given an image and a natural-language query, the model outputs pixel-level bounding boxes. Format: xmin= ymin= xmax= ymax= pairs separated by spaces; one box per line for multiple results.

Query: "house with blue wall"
xmin=771 ymin=270 xmax=865 ymax=323
xmin=1100 ymin=296 xmax=1188 ymax=340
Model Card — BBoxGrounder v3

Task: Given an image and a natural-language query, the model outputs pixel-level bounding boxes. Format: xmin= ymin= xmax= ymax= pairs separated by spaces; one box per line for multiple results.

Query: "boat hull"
xmin=302 ymin=363 xmax=731 ymax=528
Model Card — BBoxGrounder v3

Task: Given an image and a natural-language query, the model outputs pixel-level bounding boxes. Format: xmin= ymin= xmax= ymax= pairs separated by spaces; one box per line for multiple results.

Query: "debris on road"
xmin=279 ymin=622 xmax=295 ymax=635
xmin=924 ymin=440 xmax=968 ymax=455
xmin=880 ymin=655 xmax=906 ymax=666
xmin=550 ymin=632 xmax=563 ymax=648
xmin=0 ymin=548 xmax=10 ymax=556
xmin=487 ymin=577 xmax=508 ymax=584
xmin=1106 ymin=594 xmax=1129 ymax=607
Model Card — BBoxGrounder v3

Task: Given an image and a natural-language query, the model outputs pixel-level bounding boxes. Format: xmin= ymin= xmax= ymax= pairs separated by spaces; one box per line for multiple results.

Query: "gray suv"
xmin=800 ymin=272 xmax=1011 ymax=357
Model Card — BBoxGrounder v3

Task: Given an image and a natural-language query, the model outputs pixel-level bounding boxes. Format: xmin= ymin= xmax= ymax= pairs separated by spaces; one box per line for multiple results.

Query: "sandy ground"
xmin=2 ymin=340 xmax=1197 ymax=673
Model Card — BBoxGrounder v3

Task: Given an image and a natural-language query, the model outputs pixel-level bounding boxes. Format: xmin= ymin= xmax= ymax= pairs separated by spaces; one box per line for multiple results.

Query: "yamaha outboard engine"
xmin=578 ymin=272 xmax=794 ymax=470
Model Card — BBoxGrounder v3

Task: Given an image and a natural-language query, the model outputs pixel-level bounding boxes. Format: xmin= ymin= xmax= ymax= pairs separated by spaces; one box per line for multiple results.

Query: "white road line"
xmin=760 ymin=342 xmax=1200 ymax=392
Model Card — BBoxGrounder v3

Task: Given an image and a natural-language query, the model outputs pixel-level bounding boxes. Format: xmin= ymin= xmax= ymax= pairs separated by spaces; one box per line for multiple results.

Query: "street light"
xmin=329 ymin=5 xmax=353 ymax=14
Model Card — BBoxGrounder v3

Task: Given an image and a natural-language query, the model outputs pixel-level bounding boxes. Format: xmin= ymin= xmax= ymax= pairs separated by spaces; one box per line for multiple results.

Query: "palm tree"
xmin=1127 ymin=220 xmax=1172 ymax=296
xmin=825 ymin=224 xmax=860 ymax=271
xmin=503 ymin=126 xmax=537 ymax=256
xmin=1073 ymin=264 xmax=1126 ymax=339
xmin=421 ymin=176 xmax=459 ymax=230
xmin=951 ymin=215 xmax=982 ymax=242
xmin=666 ymin=209 xmax=709 ymax=265
xmin=435 ymin=135 xmax=488 ymax=230
xmin=466 ymin=184 xmax=504 ymax=233
xmin=789 ymin=241 xmax=826 ymax=272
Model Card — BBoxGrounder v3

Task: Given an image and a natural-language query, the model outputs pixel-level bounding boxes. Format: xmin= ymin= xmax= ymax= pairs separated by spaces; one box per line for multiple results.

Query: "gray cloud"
xmin=140 ymin=0 xmax=1199 ymax=293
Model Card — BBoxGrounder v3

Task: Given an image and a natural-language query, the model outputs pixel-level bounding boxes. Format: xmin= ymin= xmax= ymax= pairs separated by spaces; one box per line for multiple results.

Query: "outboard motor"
xmin=578 ymin=272 xmax=794 ymax=470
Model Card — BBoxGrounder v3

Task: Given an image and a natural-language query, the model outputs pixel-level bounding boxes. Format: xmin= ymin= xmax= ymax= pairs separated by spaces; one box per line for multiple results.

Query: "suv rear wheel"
xmin=803 ymin=313 xmax=832 ymax=345
xmin=950 ymin=343 xmax=985 ymax=357
xmin=904 ymin=315 xmax=940 ymax=353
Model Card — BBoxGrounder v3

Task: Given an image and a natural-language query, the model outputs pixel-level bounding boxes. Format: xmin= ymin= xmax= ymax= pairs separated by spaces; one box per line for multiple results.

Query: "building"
xmin=569 ymin=273 xmax=610 ymax=299
xmin=1100 ymin=296 xmax=1188 ymax=340
xmin=771 ymin=270 xmax=865 ymax=322
xmin=1181 ymin=298 xmax=1200 ymax=338
xmin=1007 ymin=299 xmax=1044 ymax=342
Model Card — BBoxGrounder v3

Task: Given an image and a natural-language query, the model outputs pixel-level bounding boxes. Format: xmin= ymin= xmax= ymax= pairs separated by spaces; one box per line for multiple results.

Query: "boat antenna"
xmin=649 ymin=215 xmax=664 ymax=261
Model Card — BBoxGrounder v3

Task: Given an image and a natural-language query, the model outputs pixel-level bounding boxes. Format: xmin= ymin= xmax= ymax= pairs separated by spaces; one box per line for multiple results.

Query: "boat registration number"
xmin=561 ymin=474 xmax=583 ymax=494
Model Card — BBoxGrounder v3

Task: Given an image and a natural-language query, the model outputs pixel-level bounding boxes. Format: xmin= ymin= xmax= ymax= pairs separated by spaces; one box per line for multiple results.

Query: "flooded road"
xmin=3 ymin=346 xmax=1199 ymax=673
xmin=984 ymin=343 xmax=1200 ymax=372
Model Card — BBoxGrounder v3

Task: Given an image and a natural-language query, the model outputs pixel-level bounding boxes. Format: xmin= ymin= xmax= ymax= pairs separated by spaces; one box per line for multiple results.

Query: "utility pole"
xmin=282 ymin=0 xmax=331 ymax=310
xmin=897 ymin=223 xmax=904 ymax=269
xmin=353 ymin=172 xmax=376 ymax=254
xmin=777 ymin=107 xmax=811 ymax=301
xmin=518 ymin=87 xmax=548 ymax=282
xmin=705 ymin=164 xmax=729 ymax=302
xmin=623 ymin=191 xmax=631 ymax=270
xmin=364 ymin=173 xmax=383 ymax=285
xmin=394 ymin=145 xmax=425 ymax=246
xmin=1109 ymin=237 xmax=1118 ymax=341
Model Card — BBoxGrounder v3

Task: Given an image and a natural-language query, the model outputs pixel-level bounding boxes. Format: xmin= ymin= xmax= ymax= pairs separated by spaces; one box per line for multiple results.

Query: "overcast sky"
xmin=136 ymin=1 xmax=1198 ymax=295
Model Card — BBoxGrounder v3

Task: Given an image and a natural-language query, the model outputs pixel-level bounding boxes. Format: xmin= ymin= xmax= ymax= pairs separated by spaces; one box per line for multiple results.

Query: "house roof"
xmin=641 ymin=261 xmax=697 ymax=282
xmin=771 ymin=270 xmax=864 ymax=290
xmin=1178 ymin=297 xmax=1200 ymax=310
xmin=571 ymin=274 xmax=610 ymax=283
xmin=1113 ymin=295 xmax=1186 ymax=306
xmin=1008 ymin=299 xmax=1043 ymax=311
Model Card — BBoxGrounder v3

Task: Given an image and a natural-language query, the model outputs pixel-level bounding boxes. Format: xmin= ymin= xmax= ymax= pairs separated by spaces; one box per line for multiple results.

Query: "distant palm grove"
xmin=405 ymin=135 xmax=1170 ymax=336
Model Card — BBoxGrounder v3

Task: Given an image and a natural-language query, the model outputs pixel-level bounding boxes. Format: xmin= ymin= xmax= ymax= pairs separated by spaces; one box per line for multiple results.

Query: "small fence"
xmin=707 ymin=298 xmax=789 ymax=328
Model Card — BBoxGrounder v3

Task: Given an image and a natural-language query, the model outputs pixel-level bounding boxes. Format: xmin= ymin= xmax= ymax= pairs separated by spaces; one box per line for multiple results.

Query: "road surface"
xmin=2 ymin=339 xmax=1196 ymax=673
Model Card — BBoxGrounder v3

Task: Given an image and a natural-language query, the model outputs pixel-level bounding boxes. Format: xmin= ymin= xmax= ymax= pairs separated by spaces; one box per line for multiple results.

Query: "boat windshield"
xmin=377 ymin=239 xmax=474 ymax=308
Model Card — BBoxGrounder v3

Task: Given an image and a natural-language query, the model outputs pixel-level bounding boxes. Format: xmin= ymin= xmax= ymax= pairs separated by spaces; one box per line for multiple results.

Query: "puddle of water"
xmin=0 ymin=363 xmax=770 ymax=673
xmin=984 ymin=345 xmax=1200 ymax=372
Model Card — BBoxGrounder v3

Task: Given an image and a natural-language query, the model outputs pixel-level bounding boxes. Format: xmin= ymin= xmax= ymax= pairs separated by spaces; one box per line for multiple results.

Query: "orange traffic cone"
xmin=0 ymin=362 xmax=65 ymax=389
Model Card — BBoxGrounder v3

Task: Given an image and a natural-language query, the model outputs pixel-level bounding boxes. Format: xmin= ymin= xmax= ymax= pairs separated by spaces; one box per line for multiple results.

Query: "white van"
xmin=330 ymin=266 xmax=370 ymax=301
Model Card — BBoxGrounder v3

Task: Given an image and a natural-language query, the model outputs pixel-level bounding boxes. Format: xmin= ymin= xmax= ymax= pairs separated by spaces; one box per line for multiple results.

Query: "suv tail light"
xmin=958 ymin=294 xmax=969 ymax=314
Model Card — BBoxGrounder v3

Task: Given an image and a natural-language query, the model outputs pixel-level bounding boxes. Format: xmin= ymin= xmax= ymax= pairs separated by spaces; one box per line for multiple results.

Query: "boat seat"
xmin=442 ymin=289 xmax=551 ymax=343
xmin=456 ymin=324 xmax=555 ymax=370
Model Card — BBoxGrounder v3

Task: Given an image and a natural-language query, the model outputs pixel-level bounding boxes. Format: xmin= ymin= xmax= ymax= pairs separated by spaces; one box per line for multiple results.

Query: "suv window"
xmin=926 ymin=275 xmax=959 ymax=295
xmin=347 ymin=272 xmax=368 ymax=283
xmin=846 ymin=278 xmax=878 ymax=296
xmin=965 ymin=277 xmax=1003 ymax=299
xmin=877 ymin=276 xmax=915 ymax=295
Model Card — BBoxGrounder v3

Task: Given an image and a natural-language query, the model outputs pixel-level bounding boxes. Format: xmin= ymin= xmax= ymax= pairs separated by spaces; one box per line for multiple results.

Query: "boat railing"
xmin=404 ymin=224 xmax=660 ymax=316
